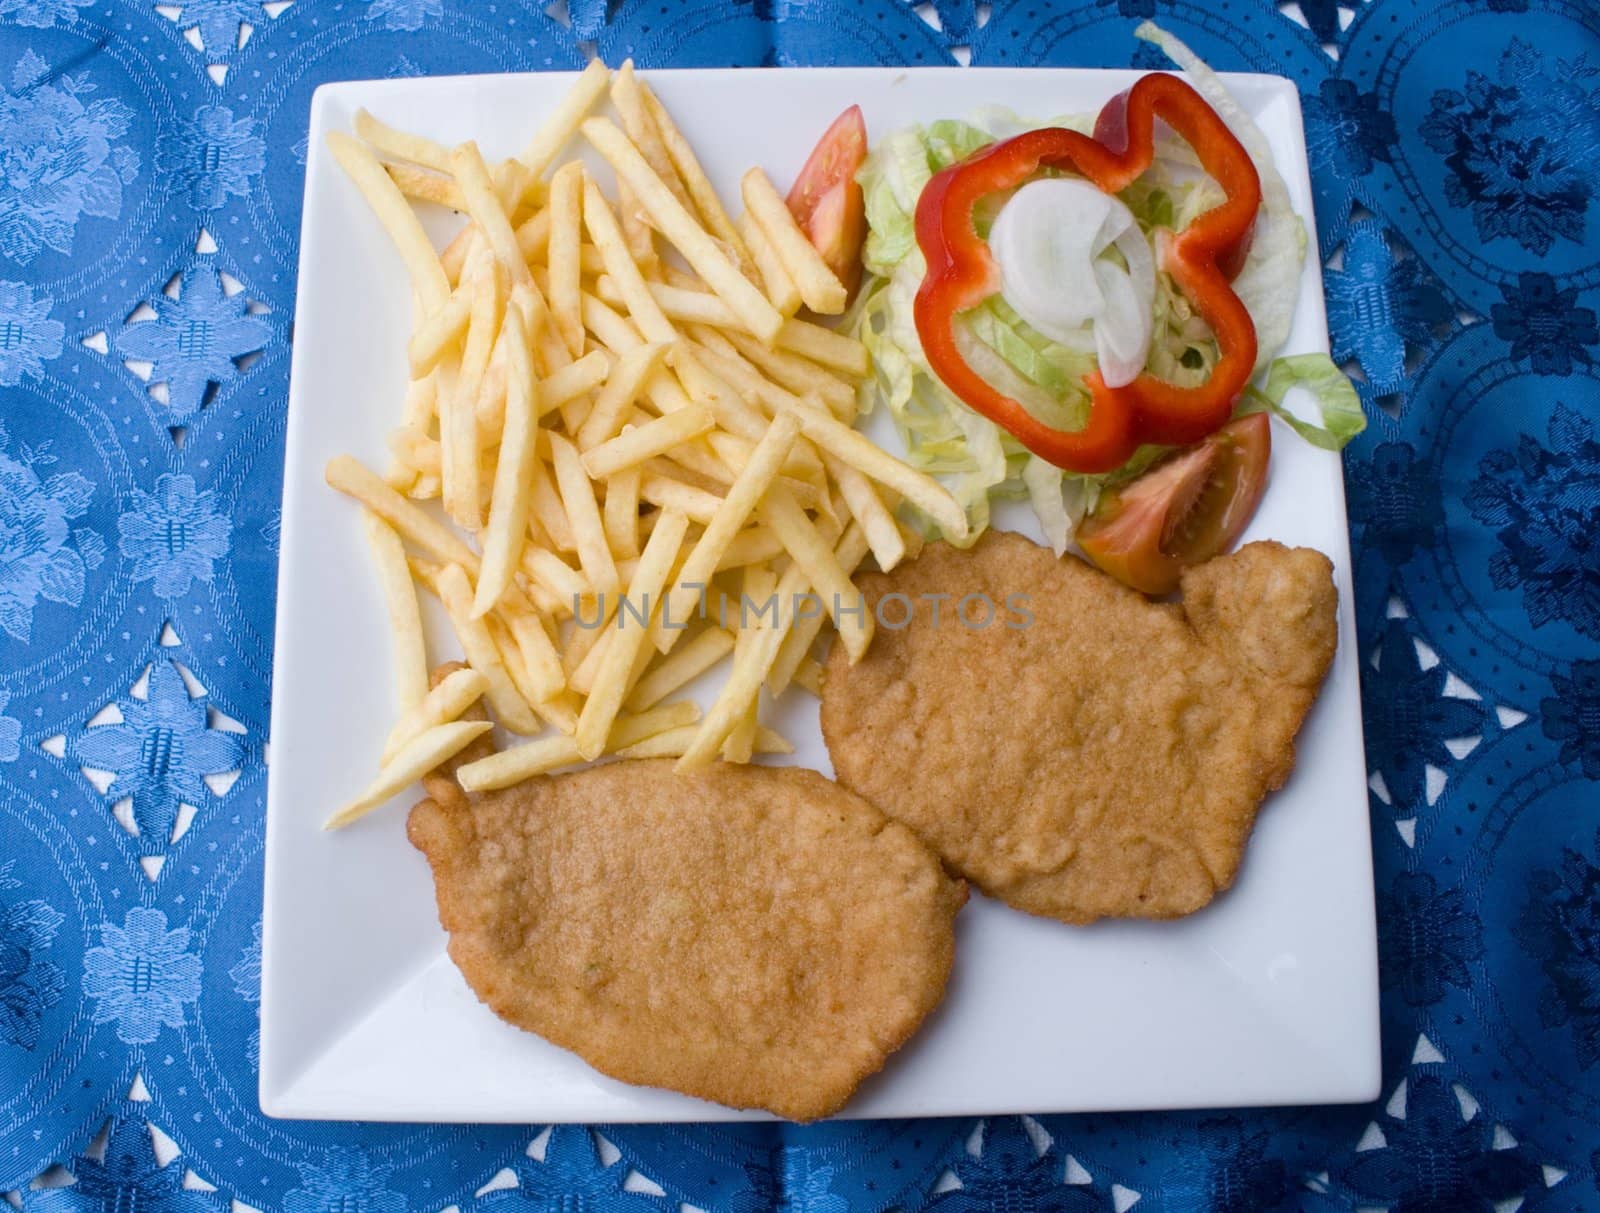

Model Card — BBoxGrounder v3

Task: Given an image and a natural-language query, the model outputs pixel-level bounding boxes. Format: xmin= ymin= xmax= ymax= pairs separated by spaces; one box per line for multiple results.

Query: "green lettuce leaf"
xmin=1135 ymin=20 xmax=1306 ymax=374
xmin=856 ymin=120 xmax=993 ymax=278
xmin=1237 ymin=353 xmax=1368 ymax=450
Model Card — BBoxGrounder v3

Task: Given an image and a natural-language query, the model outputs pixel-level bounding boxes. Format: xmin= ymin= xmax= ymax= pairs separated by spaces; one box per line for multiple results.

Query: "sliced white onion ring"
xmin=988 ymin=177 xmax=1156 ymax=389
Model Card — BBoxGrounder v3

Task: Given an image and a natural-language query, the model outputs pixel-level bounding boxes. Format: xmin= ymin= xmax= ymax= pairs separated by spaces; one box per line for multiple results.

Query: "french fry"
xmin=521 ymin=577 xmax=569 ymax=619
xmin=655 ymin=436 xmax=738 ymax=488
xmin=675 ymin=562 xmax=802 ymax=770
xmin=514 ymin=207 xmax=606 ymax=275
xmin=408 ymin=554 xmax=444 ymax=596
xmin=790 ymin=656 xmax=824 ymax=697
xmin=684 ymin=330 xmax=799 ymax=416
xmin=362 ymin=512 xmax=430 ymax=709
xmin=823 ymin=450 xmax=904 ymax=570
xmin=737 ymin=210 xmax=802 ymax=317
xmin=529 ymin=463 xmax=576 ymax=551
xmin=456 ymin=700 xmax=699 ymax=791
xmin=625 ymin=626 xmax=736 ymax=713
xmin=503 ymin=606 xmax=567 ymax=706
xmin=599 ymin=276 xmax=724 ymax=328
xmin=534 ymin=692 xmax=583 ymax=737
xmin=612 ymin=278 xmax=870 ymax=379
xmin=582 ymin=117 xmax=783 ymax=343
xmin=640 ymin=473 xmax=723 ymax=525
xmin=549 ymin=432 xmax=619 ymax=601
xmin=677 ymin=342 xmax=847 ymax=495
xmin=435 ymin=562 xmax=543 ymax=734
xmin=669 ymin=346 xmax=777 ymax=446
xmin=741 ymin=167 xmax=847 ymax=314
xmin=566 ymin=622 xmax=614 ymax=697
xmin=450 ymin=140 xmax=531 ymax=287
xmin=543 ymin=348 xmax=612 ymax=416
xmin=575 ymin=508 xmax=690 ymax=759
xmin=611 ymin=61 xmax=694 ymax=213
xmin=603 ymin=463 xmax=642 ymax=560
xmin=621 ymin=722 xmax=792 ymax=760
xmin=440 ymin=222 xmax=480 ymax=286
xmin=517 ymin=59 xmax=611 ymax=183
xmin=723 ymin=562 xmax=776 ymax=763
xmin=434 ymin=358 xmax=472 ymax=530
xmin=546 ymin=161 xmax=586 ymax=358
xmin=776 ymin=317 xmax=869 ymax=378
xmin=457 ymin=732 xmax=578 ymax=789
xmin=446 ymin=255 xmax=507 ymax=529
xmin=644 ymin=451 xmax=725 ymax=495
xmin=639 ymin=81 xmax=752 ymax=274
xmin=489 ymin=613 xmax=570 ymax=731
xmin=384 ymin=162 xmax=467 ymax=211
xmin=327 ymin=455 xmax=481 ymax=572
xmin=478 ymin=347 xmax=610 ymax=433
xmin=400 ymin=371 xmax=438 ymax=431
xmin=520 ymin=546 xmax=590 ymax=607
xmin=582 ymin=176 xmax=674 ymax=343
xmin=769 ymin=521 xmax=869 ymax=695
xmin=498 ymin=160 xmax=546 ymax=218
xmin=774 ymin=397 xmax=970 ymax=541
xmin=326 ymin=720 xmax=493 ymax=829
xmin=582 ymin=405 xmax=714 ymax=480
xmin=515 ymin=279 xmax=573 ymax=383
xmin=723 ymin=700 xmax=758 ymax=764
xmin=714 ymin=525 xmax=786 ymax=571
xmin=575 ymin=341 xmax=667 ymax=449
xmin=578 ymin=290 xmax=646 ymax=357
xmin=407 ymin=289 xmax=471 ymax=378
xmin=388 ymin=426 xmax=438 ymax=475
xmin=721 ymin=327 xmax=855 ymax=417
xmin=564 ymin=294 xmax=704 ymax=445
xmin=563 ymin=604 xmax=610 ymax=676
xmin=653 ymin=410 xmax=800 ymax=652
xmin=473 ymin=300 xmax=541 ymax=614
xmin=758 ymin=482 xmax=872 ymax=662
xmin=380 ymin=667 xmax=488 ymax=764
xmin=353 ymin=109 xmax=454 ymax=173
xmin=614 ymin=178 xmax=658 ymax=272
xmin=326 ymin=132 xmax=450 ymax=311
xmin=464 ymin=256 xmax=505 ymax=388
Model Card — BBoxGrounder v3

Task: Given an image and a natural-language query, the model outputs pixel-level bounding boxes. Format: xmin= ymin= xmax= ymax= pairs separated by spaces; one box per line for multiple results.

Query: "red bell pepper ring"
xmin=913 ymin=73 xmax=1262 ymax=474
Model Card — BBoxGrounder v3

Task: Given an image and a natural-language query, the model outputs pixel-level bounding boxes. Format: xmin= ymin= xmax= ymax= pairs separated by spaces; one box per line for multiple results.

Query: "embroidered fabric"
xmin=2 ymin=1 xmax=1597 ymax=1208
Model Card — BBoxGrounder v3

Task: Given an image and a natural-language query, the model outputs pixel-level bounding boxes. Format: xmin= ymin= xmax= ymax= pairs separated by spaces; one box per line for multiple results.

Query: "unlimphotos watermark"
xmin=572 ymin=584 xmax=1034 ymax=631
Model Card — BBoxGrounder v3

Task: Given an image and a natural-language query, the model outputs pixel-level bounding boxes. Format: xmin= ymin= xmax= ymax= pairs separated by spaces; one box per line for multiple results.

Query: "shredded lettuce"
xmin=1134 ymin=21 xmax=1306 ymax=375
xmin=849 ymin=21 xmax=1360 ymax=554
xmin=1238 ymin=353 xmax=1367 ymax=450
xmin=857 ymin=121 xmax=991 ymax=277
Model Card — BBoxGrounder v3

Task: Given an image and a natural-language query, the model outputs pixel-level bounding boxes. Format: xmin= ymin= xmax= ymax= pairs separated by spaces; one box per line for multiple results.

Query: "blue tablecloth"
xmin=3 ymin=0 xmax=1598 ymax=1208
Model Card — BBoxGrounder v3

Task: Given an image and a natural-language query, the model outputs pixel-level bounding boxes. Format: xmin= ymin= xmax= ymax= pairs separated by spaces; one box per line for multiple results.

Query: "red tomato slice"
xmin=787 ymin=105 xmax=868 ymax=297
xmin=1076 ymin=413 xmax=1271 ymax=596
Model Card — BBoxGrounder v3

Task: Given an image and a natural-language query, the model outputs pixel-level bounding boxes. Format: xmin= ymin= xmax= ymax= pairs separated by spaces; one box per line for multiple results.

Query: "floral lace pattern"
xmin=0 ymin=0 xmax=1596 ymax=1209
xmin=0 ymin=50 xmax=140 ymax=268
xmin=0 ymin=424 xmax=102 ymax=644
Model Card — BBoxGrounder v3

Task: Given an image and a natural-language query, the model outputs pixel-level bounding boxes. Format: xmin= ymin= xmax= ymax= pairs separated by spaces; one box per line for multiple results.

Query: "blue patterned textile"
xmin=2 ymin=1 xmax=1597 ymax=1209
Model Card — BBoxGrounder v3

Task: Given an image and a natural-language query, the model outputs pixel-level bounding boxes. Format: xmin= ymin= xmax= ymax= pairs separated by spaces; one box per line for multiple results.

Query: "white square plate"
xmin=263 ymin=66 xmax=1380 ymax=1122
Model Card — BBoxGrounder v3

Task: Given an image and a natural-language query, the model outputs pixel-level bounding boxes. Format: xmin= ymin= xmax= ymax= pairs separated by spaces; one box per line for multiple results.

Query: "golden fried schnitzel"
xmin=408 ymin=736 xmax=965 ymax=1120
xmin=821 ymin=531 xmax=1337 ymax=925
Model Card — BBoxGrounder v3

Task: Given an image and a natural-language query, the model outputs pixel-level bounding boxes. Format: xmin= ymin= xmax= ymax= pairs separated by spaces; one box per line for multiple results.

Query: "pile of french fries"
xmin=322 ymin=60 xmax=968 ymax=829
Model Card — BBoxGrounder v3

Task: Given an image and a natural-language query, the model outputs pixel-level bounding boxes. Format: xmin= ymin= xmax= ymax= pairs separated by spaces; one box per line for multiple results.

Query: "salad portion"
xmin=828 ymin=22 xmax=1364 ymax=592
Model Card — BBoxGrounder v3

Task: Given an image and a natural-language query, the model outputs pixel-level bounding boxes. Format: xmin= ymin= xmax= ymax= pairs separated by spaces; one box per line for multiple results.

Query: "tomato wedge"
xmin=787 ymin=105 xmax=868 ymax=297
xmin=1076 ymin=413 xmax=1271 ymax=596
